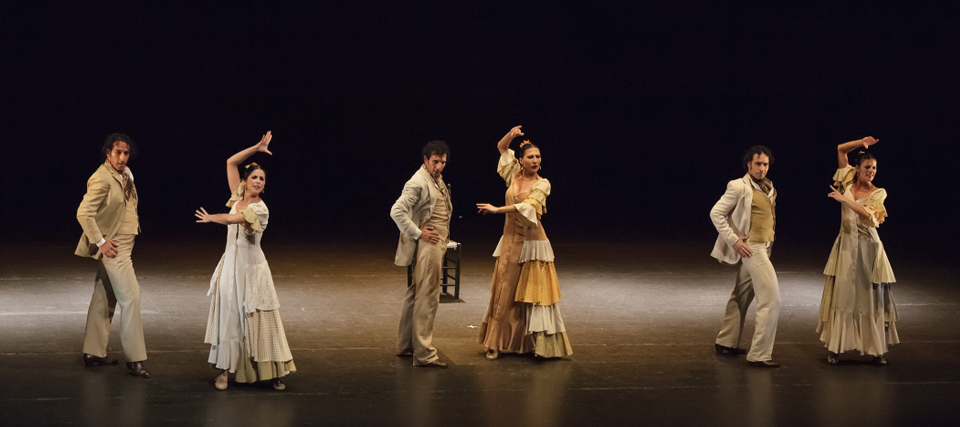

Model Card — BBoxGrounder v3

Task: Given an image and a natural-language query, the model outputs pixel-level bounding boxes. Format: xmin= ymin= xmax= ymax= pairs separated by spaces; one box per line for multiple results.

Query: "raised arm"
xmin=837 ymin=136 xmax=877 ymax=168
xmin=497 ymin=126 xmax=524 ymax=155
xmin=226 ymin=131 xmax=273 ymax=193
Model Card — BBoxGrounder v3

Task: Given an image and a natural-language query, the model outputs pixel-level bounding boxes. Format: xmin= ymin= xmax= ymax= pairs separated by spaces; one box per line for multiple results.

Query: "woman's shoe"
xmin=826 ymin=353 xmax=839 ymax=365
xmin=872 ymin=356 xmax=888 ymax=366
xmin=214 ymin=370 xmax=228 ymax=391
xmin=485 ymin=350 xmax=499 ymax=360
xmin=272 ymin=379 xmax=286 ymax=391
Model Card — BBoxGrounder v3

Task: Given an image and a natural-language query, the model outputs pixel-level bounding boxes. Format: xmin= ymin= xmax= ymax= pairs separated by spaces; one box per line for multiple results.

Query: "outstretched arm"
xmin=827 ymin=186 xmax=873 ymax=222
xmin=837 ymin=136 xmax=877 ymax=168
xmin=476 ymin=203 xmax=518 ymax=215
xmin=226 ymin=131 xmax=273 ymax=193
xmin=497 ymin=126 xmax=524 ymax=155
xmin=195 ymin=207 xmax=247 ymax=225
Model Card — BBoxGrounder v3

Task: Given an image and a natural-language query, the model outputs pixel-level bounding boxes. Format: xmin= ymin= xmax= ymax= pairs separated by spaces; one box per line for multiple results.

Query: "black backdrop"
xmin=3 ymin=3 xmax=958 ymax=260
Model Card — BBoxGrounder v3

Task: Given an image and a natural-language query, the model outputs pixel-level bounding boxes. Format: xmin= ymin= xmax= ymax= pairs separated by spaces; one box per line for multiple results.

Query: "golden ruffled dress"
xmin=478 ymin=149 xmax=573 ymax=358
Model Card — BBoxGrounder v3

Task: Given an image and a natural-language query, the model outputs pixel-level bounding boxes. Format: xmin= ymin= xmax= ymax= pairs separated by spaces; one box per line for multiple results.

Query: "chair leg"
xmin=454 ymin=243 xmax=461 ymax=299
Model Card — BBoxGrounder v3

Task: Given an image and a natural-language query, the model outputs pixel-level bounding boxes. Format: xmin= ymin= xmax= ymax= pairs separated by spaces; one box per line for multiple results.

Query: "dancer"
xmin=76 ymin=133 xmax=151 ymax=378
xmin=476 ymin=125 xmax=573 ymax=360
xmin=818 ymin=136 xmax=898 ymax=365
xmin=390 ymin=140 xmax=453 ymax=368
xmin=195 ymin=131 xmax=295 ymax=390
xmin=710 ymin=145 xmax=781 ymax=368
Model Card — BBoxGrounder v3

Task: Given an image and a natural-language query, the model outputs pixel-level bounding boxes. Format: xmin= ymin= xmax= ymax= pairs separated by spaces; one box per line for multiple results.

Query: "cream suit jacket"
xmin=709 ymin=174 xmax=776 ymax=265
xmin=390 ymin=166 xmax=450 ymax=266
xmin=75 ymin=162 xmax=139 ymax=259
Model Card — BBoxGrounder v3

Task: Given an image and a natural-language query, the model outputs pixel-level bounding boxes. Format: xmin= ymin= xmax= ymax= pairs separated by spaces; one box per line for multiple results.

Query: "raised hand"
xmin=195 ymin=207 xmax=213 ymax=223
xmin=257 ymin=131 xmax=273 ymax=155
xmin=827 ymin=185 xmax=846 ymax=202
xmin=507 ymin=126 xmax=524 ymax=140
xmin=476 ymin=203 xmax=500 ymax=215
xmin=861 ymin=136 xmax=878 ymax=149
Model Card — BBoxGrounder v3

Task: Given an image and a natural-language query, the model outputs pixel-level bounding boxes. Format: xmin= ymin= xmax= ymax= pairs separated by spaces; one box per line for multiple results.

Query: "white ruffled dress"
xmin=204 ymin=186 xmax=295 ymax=382
xmin=478 ymin=149 xmax=573 ymax=358
xmin=817 ymin=165 xmax=899 ymax=356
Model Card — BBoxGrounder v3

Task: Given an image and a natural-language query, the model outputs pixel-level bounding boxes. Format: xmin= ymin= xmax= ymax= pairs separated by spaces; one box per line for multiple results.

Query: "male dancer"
xmin=76 ymin=133 xmax=150 ymax=378
xmin=710 ymin=145 xmax=782 ymax=368
xmin=390 ymin=140 xmax=452 ymax=368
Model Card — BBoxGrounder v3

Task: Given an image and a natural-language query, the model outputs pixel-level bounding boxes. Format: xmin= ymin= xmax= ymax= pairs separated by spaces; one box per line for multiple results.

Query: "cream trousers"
xmin=716 ymin=242 xmax=781 ymax=362
xmin=82 ymin=234 xmax=147 ymax=362
xmin=396 ymin=240 xmax=446 ymax=365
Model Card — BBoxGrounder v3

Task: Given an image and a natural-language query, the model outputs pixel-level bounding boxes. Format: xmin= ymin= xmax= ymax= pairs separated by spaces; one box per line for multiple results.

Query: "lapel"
xmin=740 ymin=174 xmax=754 ymax=209
xmin=103 ymin=162 xmax=125 ymax=187
xmin=417 ymin=167 xmax=437 ymax=205
xmin=103 ymin=162 xmax=137 ymax=202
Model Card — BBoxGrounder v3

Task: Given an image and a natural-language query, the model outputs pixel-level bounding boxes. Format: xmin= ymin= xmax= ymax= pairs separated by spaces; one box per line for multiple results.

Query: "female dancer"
xmin=195 ymin=131 xmax=296 ymax=390
xmin=818 ymin=136 xmax=898 ymax=365
xmin=476 ymin=125 xmax=573 ymax=360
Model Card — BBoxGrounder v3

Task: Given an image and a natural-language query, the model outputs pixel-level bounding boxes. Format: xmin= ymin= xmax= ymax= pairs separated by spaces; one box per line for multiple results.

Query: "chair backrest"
xmin=446 ymin=182 xmax=454 ymax=237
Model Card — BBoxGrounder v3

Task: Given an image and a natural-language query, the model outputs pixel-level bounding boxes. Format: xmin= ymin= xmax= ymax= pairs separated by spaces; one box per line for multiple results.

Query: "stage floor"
xmin=2 ymin=241 xmax=959 ymax=426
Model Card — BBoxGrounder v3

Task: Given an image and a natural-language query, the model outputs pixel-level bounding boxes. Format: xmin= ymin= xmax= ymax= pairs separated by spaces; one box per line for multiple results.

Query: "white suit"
xmin=390 ymin=165 xmax=452 ymax=365
xmin=710 ymin=174 xmax=781 ymax=363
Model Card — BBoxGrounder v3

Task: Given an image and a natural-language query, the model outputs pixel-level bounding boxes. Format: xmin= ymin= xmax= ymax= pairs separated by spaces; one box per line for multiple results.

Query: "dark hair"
xmin=102 ymin=133 xmax=137 ymax=160
xmin=422 ymin=140 xmax=450 ymax=159
xmin=855 ymin=150 xmax=878 ymax=167
xmin=518 ymin=141 xmax=541 ymax=158
xmin=242 ymin=162 xmax=266 ymax=180
xmin=742 ymin=145 xmax=774 ymax=171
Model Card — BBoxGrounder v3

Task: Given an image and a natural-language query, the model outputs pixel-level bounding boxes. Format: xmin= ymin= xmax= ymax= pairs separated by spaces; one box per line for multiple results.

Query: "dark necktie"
xmin=754 ymin=178 xmax=772 ymax=195
xmin=122 ymin=174 xmax=136 ymax=200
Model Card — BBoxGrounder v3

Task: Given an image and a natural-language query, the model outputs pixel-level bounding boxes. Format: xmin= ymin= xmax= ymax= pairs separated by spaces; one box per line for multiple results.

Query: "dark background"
xmin=3 ymin=3 xmax=958 ymax=260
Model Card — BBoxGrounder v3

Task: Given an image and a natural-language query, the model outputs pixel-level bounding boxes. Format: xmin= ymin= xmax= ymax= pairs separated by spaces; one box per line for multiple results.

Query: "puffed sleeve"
xmin=498 ymin=149 xmax=521 ymax=186
xmin=239 ymin=202 xmax=269 ymax=234
xmin=514 ymin=179 xmax=551 ymax=225
xmin=862 ymin=188 xmax=888 ymax=228
xmin=832 ymin=165 xmax=856 ymax=193
xmin=225 ymin=182 xmax=244 ymax=208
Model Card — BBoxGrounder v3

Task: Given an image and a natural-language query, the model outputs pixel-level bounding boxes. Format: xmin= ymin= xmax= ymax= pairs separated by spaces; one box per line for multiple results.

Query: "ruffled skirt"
xmin=480 ymin=238 xmax=572 ymax=358
xmin=817 ymin=276 xmax=899 ymax=356
xmin=205 ymin=256 xmax=295 ymax=381
xmin=818 ymin=230 xmax=899 ymax=356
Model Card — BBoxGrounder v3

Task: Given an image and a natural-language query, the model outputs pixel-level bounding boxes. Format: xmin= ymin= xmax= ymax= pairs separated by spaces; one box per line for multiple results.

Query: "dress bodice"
xmin=503 ymin=176 xmax=547 ymax=242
